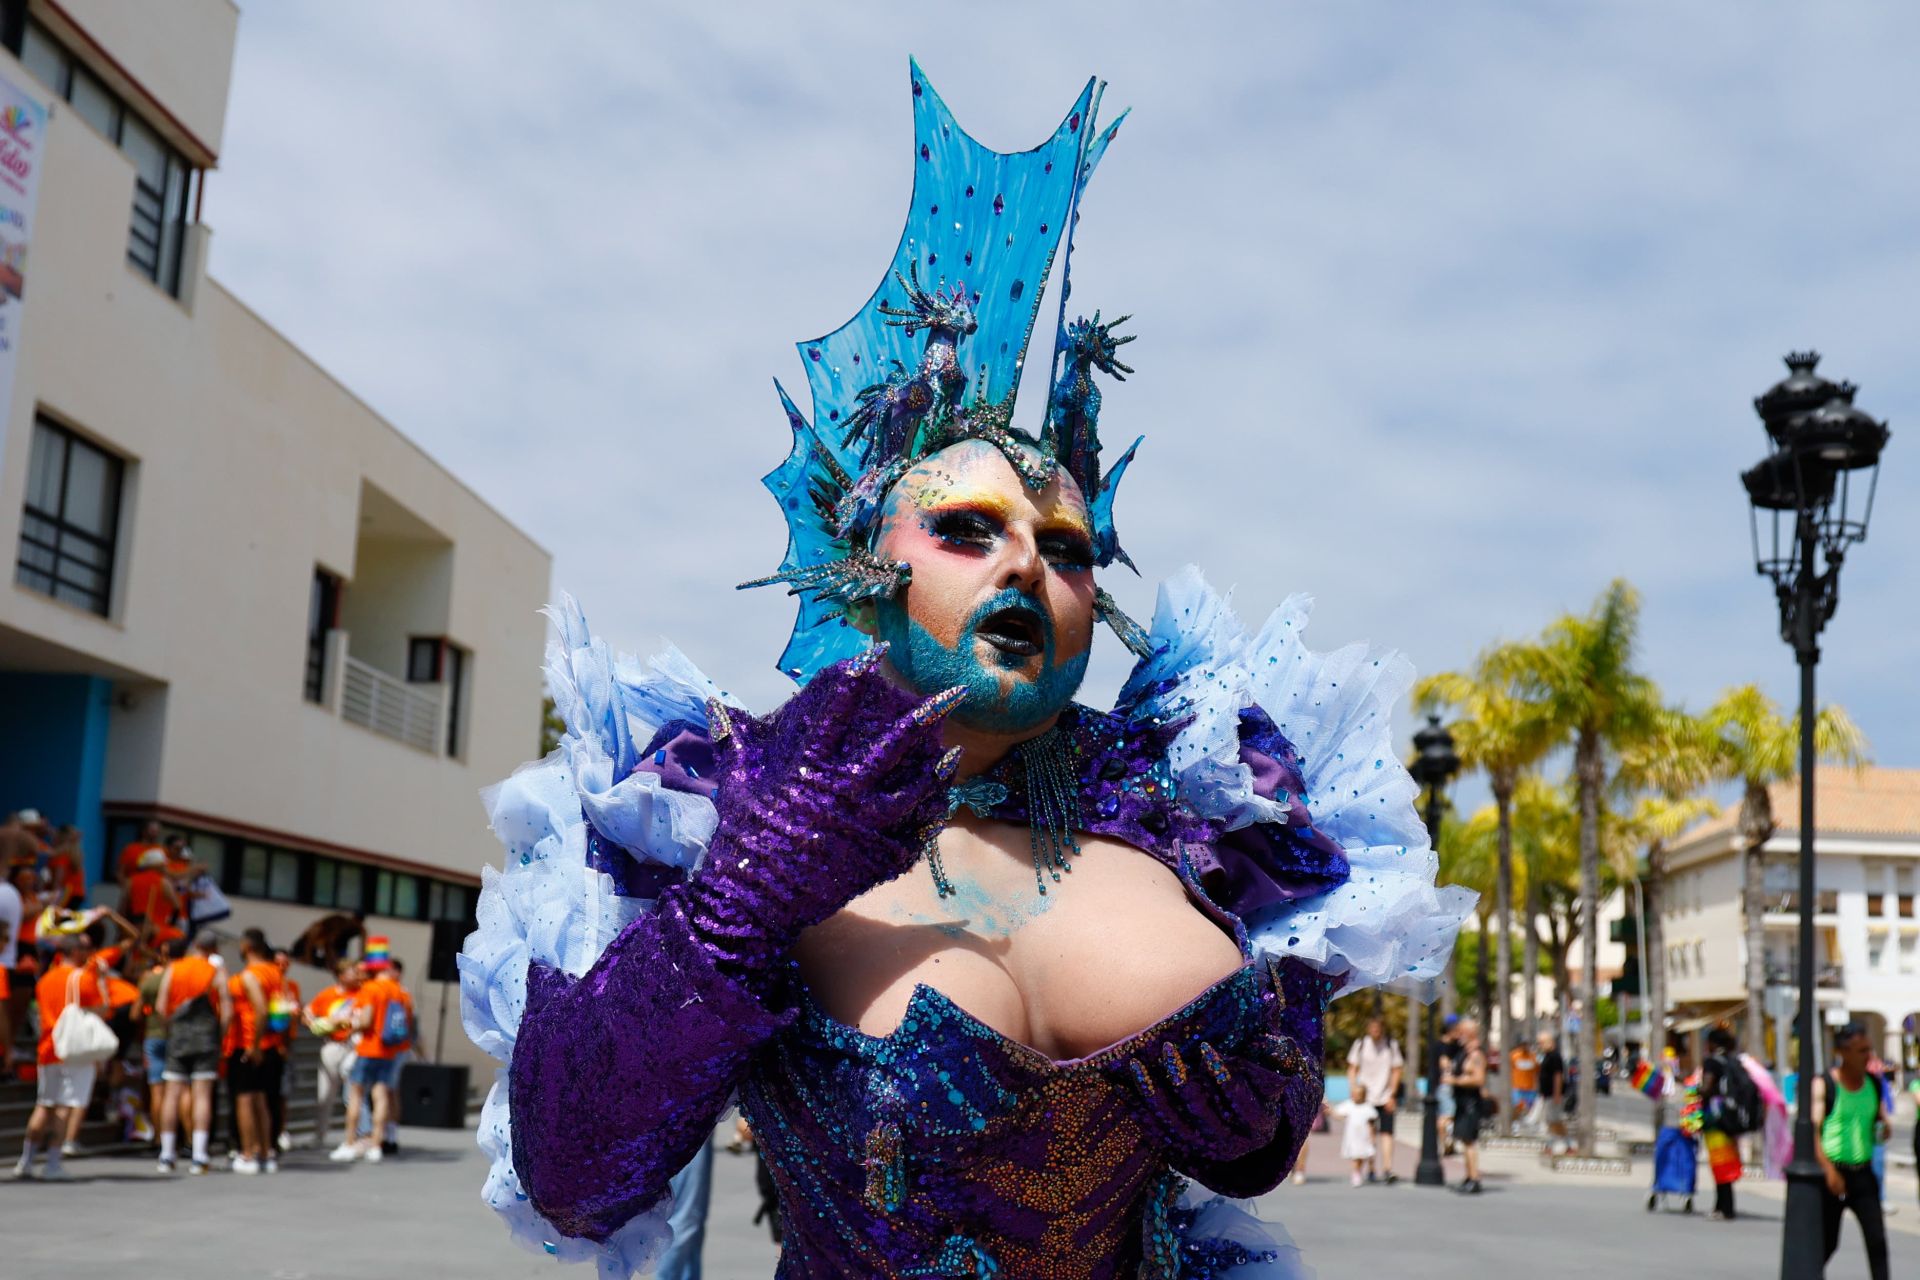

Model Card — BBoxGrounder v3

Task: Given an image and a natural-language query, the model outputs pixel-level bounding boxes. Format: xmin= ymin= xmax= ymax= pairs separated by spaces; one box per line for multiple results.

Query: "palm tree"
xmin=1415 ymin=663 xmax=1554 ymax=1132
xmin=1489 ymin=580 xmax=1663 ymax=1155
xmin=1700 ymin=685 xmax=1869 ymax=1067
xmin=1615 ymin=707 xmax=1720 ymax=1131
xmin=1442 ymin=806 xmax=1502 ymax=1034
xmin=1513 ymin=775 xmax=1579 ymax=1043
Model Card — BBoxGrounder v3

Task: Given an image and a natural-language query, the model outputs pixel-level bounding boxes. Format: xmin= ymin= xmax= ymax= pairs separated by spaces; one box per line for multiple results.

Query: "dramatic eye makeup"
xmin=926 ymin=506 xmax=1002 ymax=551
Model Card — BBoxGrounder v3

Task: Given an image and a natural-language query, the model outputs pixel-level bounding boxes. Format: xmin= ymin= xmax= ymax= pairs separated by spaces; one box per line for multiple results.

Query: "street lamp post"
xmin=1743 ymin=352 xmax=1890 ymax=1280
xmin=1411 ymin=714 xmax=1461 ymax=1188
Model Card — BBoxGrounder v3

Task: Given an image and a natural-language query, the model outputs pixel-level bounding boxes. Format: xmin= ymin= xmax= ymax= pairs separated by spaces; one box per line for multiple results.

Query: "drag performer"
xmin=461 ymin=64 xmax=1474 ymax=1278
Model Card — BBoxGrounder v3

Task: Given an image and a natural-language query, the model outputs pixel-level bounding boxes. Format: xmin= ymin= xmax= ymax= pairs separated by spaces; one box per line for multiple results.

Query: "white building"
xmin=0 ymin=1 xmax=549 ymax=1067
xmin=1660 ymin=766 xmax=1920 ymax=1073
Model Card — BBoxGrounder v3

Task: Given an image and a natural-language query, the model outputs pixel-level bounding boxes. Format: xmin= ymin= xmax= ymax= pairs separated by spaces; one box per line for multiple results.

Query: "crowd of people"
xmin=2 ymin=811 xmax=417 ymax=1180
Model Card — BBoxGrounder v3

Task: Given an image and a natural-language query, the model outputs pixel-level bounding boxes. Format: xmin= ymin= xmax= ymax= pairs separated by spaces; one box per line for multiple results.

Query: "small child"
xmin=1330 ymin=1082 xmax=1379 ymax=1186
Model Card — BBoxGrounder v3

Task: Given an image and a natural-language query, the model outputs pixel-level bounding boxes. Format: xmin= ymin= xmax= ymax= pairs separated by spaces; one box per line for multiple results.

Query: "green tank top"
xmin=1820 ymin=1075 xmax=1879 ymax=1166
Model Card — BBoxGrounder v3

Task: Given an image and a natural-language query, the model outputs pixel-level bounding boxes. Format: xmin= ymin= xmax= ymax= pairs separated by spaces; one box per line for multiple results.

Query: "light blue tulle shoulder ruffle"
xmin=459 ymin=594 xmax=727 ymax=1278
xmin=1120 ymin=567 xmax=1475 ymax=995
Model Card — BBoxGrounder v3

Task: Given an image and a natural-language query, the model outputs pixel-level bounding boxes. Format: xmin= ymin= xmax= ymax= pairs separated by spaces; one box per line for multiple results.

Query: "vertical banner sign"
xmin=0 ymin=71 xmax=47 ymax=482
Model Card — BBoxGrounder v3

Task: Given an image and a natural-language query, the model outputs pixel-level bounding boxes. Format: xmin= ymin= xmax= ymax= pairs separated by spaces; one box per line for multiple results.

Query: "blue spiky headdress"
xmin=741 ymin=62 xmax=1147 ymax=684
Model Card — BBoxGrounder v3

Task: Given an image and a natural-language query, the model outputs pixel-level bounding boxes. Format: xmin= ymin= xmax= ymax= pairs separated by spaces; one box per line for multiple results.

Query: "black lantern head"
xmin=1754 ymin=351 xmax=1849 ymax=445
xmin=1411 ymin=714 xmax=1460 ymax=793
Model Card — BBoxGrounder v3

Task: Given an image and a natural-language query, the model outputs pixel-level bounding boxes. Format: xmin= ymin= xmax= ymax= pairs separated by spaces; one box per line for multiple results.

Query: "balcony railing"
xmin=338 ymin=652 xmax=444 ymax=755
xmin=1755 ymin=890 xmax=1839 ymax=916
xmin=1764 ymin=963 xmax=1845 ymax=990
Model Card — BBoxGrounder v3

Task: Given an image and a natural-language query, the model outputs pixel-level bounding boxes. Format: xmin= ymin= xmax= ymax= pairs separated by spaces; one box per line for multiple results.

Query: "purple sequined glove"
xmin=1114 ymin=958 xmax=1332 ymax=1197
xmin=510 ymin=648 xmax=965 ymax=1243
xmin=685 ymin=645 xmax=966 ymax=978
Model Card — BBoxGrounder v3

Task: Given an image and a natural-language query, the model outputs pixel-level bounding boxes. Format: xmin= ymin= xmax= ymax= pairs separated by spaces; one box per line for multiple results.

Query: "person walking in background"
xmin=1814 ymin=1023 xmax=1891 ymax=1279
xmin=1446 ymin=1017 xmax=1488 ymax=1193
xmin=14 ymin=934 xmax=104 ymax=1180
xmin=1346 ymin=1015 xmax=1404 ymax=1182
xmin=224 ymin=931 xmax=284 ymax=1173
xmin=138 ymin=942 xmax=179 ymax=1154
xmin=1330 ymin=1083 xmax=1380 ymax=1187
xmin=270 ymin=948 xmax=302 ymax=1151
xmin=1508 ymin=1036 xmax=1540 ymax=1130
xmin=305 ymin=957 xmax=363 ymax=1152
xmin=370 ymin=955 xmax=415 ymax=1154
xmin=1536 ymin=1030 xmax=1568 ymax=1151
xmin=332 ymin=937 xmax=409 ymax=1164
xmin=1698 ymin=1026 xmax=1757 ymax=1220
xmin=157 ymin=931 xmax=228 ymax=1174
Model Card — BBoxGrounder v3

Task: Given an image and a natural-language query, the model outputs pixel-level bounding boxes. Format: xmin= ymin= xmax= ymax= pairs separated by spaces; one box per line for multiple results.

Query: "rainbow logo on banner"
xmin=363 ymin=936 xmax=391 ymax=970
xmin=0 ymin=103 xmax=31 ymax=140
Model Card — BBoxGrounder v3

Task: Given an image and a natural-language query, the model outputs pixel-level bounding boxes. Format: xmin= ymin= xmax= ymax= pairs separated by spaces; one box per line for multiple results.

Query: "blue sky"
xmin=208 ymin=3 xmax=1920 ymax=799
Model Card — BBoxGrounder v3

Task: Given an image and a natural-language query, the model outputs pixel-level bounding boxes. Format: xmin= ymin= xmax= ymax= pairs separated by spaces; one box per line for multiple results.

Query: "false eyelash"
xmin=928 ymin=509 xmax=998 ymax=549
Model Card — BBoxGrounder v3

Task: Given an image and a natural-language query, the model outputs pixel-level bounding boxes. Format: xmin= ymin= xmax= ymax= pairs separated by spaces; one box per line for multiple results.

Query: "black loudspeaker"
xmin=427 ymin=917 xmax=466 ymax=984
xmin=398 ymin=1062 xmax=470 ymax=1129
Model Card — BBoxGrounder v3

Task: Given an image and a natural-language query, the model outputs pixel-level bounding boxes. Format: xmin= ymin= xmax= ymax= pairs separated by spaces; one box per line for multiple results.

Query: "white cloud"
xmin=210 ymin=1 xmax=1920 ymax=778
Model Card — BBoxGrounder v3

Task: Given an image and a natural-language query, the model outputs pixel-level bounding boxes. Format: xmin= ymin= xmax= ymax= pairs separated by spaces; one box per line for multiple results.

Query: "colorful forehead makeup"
xmin=740 ymin=64 xmax=1148 ymax=682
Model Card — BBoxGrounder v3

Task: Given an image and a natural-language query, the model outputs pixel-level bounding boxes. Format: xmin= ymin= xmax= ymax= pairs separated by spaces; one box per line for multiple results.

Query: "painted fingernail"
xmin=705 ymin=698 xmax=734 ymax=742
xmin=1199 ymin=1041 xmax=1231 ymax=1088
xmin=1128 ymin=1059 xmax=1155 ymax=1098
xmin=934 ymin=747 xmax=964 ymax=780
xmin=1161 ymin=1041 xmax=1188 ymax=1087
xmin=912 ymin=685 xmax=969 ymax=725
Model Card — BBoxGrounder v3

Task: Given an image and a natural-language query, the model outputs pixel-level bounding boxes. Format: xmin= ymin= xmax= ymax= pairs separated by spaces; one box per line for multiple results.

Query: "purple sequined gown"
xmin=508 ymin=703 xmax=1346 ymax=1277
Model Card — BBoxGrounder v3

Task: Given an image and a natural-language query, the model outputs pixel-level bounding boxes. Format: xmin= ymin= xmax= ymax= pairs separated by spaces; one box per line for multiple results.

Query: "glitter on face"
xmin=868 ymin=440 xmax=1095 ymax=734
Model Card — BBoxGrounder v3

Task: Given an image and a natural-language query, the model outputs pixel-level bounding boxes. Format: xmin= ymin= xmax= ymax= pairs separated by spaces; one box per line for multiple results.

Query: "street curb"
xmin=1540 ymin=1153 xmax=1634 ymax=1175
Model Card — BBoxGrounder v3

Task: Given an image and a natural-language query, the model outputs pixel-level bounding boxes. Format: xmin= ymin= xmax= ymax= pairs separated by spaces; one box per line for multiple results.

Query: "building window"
xmin=1901 ymin=934 xmax=1918 ymax=975
xmin=17 ymin=417 xmax=124 ymax=616
xmin=392 ymin=873 xmax=420 ymax=919
xmin=406 ymin=635 xmax=473 ymax=758
xmin=11 ymin=18 xmax=194 ymax=295
xmin=1868 ymin=933 xmax=1887 ymax=972
xmin=305 ymin=568 xmax=342 ymax=703
xmin=336 ymin=862 xmax=365 ymax=913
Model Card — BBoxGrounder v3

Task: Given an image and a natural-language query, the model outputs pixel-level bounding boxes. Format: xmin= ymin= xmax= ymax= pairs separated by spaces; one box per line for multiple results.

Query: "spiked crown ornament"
xmin=740 ymin=61 xmax=1146 ymax=683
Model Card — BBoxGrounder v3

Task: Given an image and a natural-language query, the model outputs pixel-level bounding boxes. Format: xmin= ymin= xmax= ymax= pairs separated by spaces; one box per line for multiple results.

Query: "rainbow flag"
xmin=364 ymin=935 xmax=391 ymax=970
xmin=1630 ymin=1060 xmax=1664 ymax=1099
xmin=1703 ymin=1127 xmax=1742 ymax=1184
xmin=265 ymin=993 xmax=294 ymax=1035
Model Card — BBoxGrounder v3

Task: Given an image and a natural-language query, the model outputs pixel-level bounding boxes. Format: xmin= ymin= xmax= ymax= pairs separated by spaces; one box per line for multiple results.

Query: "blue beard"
xmin=874 ymin=588 xmax=1089 ymax=733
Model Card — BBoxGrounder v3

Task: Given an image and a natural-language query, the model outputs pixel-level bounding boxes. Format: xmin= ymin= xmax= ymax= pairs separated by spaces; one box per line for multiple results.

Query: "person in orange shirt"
xmin=46 ymin=826 xmax=87 ymax=911
xmin=122 ymin=849 xmax=185 ymax=951
xmin=224 ymin=931 xmax=284 ymax=1173
xmin=156 ymin=930 xmax=229 ymax=1174
xmin=330 ymin=941 xmax=411 ymax=1164
xmin=13 ymin=934 xmax=104 ymax=1180
xmin=116 ymin=820 xmax=164 ymax=888
xmin=269 ymin=948 xmax=302 ymax=1152
xmin=305 ymin=957 xmax=363 ymax=1151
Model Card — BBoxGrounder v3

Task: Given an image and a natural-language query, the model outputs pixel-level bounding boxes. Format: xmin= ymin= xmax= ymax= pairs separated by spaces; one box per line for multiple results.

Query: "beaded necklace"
xmin=929 ymin=726 xmax=1084 ymax=900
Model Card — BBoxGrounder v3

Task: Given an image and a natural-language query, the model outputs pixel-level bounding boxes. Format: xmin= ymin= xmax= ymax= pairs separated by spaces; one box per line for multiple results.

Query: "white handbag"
xmin=51 ymin=970 xmax=120 ymax=1065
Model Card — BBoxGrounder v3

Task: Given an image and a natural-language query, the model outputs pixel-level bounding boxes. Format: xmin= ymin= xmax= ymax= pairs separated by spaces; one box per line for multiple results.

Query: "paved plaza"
xmin=4 ymin=1113 xmax=1912 ymax=1278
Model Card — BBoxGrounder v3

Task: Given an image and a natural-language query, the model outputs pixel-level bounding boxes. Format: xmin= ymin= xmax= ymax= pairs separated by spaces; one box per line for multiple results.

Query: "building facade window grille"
xmin=10 ymin=16 xmax=194 ymax=295
xmin=17 ymin=416 xmax=124 ymax=616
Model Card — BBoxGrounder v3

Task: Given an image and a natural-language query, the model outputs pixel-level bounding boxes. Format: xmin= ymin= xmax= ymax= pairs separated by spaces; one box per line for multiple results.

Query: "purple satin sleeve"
xmin=1191 ymin=707 xmax=1352 ymax=915
xmin=508 ymin=894 xmax=794 ymax=1243
xmin=1175 ymin=957 xmax=1331 ymax=1198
